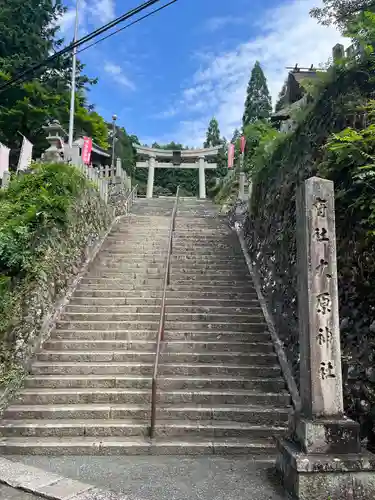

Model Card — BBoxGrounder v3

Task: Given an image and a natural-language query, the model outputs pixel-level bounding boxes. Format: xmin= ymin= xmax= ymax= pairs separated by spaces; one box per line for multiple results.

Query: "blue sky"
xmin=59 ymin=0 xmax=344 ymax=146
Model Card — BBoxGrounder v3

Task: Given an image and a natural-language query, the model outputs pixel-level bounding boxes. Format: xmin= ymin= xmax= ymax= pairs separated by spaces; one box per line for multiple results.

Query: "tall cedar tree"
xmin=204 ymin=117 xmax=221 ymax=147
xmin=204 ymin=117 xmax=227 ymax=179
xmin=242 ymin=61 xmax=272 ymax=127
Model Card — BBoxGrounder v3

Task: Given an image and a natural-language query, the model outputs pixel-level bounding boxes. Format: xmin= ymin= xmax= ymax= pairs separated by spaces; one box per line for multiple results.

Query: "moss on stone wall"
xmin=244 ymin=61 xmax=375 ymax=449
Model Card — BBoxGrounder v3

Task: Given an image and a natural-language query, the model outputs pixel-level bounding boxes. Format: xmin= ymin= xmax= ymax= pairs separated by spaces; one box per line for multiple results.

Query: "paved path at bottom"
xmin=9 ymin=456 xmax=287 ymax=500
xmin=0 ymin=484 xmax=44 ymax=500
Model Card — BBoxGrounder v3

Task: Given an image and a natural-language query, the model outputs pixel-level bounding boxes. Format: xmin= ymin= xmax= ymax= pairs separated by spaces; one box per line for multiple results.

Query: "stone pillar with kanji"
xmin=276 ymin=176 xmax=375 ymax=500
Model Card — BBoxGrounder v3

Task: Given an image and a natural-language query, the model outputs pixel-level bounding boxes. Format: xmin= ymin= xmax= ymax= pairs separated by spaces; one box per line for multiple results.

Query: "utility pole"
xmin=68 ymin=0 xmax=80 ymax=148
xmin=111 ymin=114 xmax=118 ymax=168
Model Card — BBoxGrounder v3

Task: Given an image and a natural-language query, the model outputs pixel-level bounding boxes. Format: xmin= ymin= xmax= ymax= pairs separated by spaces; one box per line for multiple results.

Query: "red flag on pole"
xmin=240 ymin=136 xmax=246 ymax=154
xmin=82 ymin=137 xmax=93 ymax=165
xmin=228 ymin=143 xmax=235 ymax=169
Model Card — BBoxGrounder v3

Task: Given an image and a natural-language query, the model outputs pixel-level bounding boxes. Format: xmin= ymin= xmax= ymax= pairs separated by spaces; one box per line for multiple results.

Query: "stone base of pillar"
xmin=276 ymin=435 xmax=375 ymax=500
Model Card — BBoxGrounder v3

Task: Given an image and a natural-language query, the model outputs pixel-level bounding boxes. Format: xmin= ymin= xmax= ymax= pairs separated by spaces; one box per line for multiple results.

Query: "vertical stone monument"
xmin=276 ymin=176 xmax=375 ymax=499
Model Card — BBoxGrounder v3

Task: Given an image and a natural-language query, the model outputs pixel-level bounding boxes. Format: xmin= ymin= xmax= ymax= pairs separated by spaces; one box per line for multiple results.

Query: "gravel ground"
xmin=8 ymin=456 xmax=287 ymax=500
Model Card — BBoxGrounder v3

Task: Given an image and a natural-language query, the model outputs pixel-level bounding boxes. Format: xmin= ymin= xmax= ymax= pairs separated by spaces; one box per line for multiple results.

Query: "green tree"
xmin=0 ymin=0 xmax=100 ymax=161
xmin=114 ymin=127 xmax=139 ymax=179
xmin=0 ymin=0 xmax=65 ymax=74
xmin=231 ymin=128 xmax=241 ymax=144
xmin=75 ymin=108 xmax=109 ymax=149
xmin=243 ymin=120 xmax=278 ymax=174
xmin=204 ymin=117 xmax=221 ymax=147
xmin=345 ymin=10 xmax=375 ymax=51
xmin=242 ymin=61 xmax=272 ymax=127
xmin=275 ymin=81 xmax=287 ymax=112
xmin=310 ymin=0 xmax=374 ymax=32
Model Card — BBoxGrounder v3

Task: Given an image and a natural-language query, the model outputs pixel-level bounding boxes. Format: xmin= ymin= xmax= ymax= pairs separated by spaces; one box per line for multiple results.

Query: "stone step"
xmin=36 ymin=351 xmax=276 ymax=365
xmin=24 ymin=375 xmax=286 ymax=392
xmin=59 ymin=312 xmax=263 ymax=323
xmin=170 ymin=279 xmax=253 ymax=285
xmin=72 ymin=289 xmax=258 ymax=299
xmin=76 ymin=283 xmax=163 ymax=290
xmin=52 ymin=329 xmax=271 ymax=342
xmin=55 ymin=321 xmax=266 ymax=332
xmin=25 ymin=375 xmax=153 ymax=389
xmin=100 ymin=245 xmax=242 ymax=254
xmin=76 ymin=282 xmax=256 ymax=292
xmin=89 ymin=265 xmax=164 ymax=273
xmin=3 ymin=404 xmax=289 ymax=425
xmin=102 ymin=244 xmax=238 ymax=251
xmin=84 ymin=273 xmax=251 ymax=281
xmin=168 ymin=284 xmax=256 ymax=292
xmin=105 ymin=234 xmax=170 ymax=239
xmin=69 ymin=297 xmax=259 ymax=307
xmin=89 ymin=269 xmax=249 ymax=278
xmin=170 ymin=258 xmax=245 ymax=264
xmin=81 ymin=276 xmax=163 ymax=284
xmin=64 ymin=305 xmax=262 ymax=315
xmin=0 ymin=436 xmax=280 ymax=456
xmin=15 ymin=388 xmax=289 ymax=406
xmin=99 ymin=254 xmax=240 ymax=263
xmin=0 ymin=419 xmax=286 ymax=440
xmin=30 ymin=362 xmax=281 ymax=378
xmin=43 ymin=339 xmax=273 ymax=353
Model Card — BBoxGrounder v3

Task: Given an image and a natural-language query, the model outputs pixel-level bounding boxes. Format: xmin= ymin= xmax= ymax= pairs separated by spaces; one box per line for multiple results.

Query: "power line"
xmin=0 ymin=0 xmax=166 ymax=94
xmin=76 ymin=0 xmax=178 ymax=57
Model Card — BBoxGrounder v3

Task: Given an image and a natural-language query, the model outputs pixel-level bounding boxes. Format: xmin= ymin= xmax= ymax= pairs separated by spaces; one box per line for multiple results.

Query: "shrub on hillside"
xmin=0 ymin=163 xmax=112 ymax=386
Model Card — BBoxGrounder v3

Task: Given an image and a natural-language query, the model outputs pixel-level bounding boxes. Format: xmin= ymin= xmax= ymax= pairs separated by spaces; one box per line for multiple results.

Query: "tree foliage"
xmin=204 ymin=117 xmax=221 ymax=147
xmin=0 ymin=0 xmax=105 ymax=163
xmin=243 ymin=61 xmax=272 ymax=127
xmin=0 ymin=163 xmax=88 ymax=279
xmin=320 ymin=99 xmax=375 ymax=231
xmin=0 ymin=0 xmax=65 ymax=74
xmin=243 ymin=120 xmax=279 ymax=174
xmin=310 ymin=0 xmax=375 ymax=32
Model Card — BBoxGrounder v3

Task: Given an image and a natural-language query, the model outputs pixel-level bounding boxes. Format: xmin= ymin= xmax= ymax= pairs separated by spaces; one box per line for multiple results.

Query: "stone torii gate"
xmin=134 ymin=145 xmax=219 ymax=199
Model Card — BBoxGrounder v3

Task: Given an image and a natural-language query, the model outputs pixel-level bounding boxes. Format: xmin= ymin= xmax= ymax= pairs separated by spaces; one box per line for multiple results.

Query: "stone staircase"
xmin=0 ymin=198 xmax=291 ymax=455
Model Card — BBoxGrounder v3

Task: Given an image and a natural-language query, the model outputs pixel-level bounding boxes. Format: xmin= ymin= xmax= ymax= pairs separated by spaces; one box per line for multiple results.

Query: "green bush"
xmin=0 ymin=163 xmax=87 ymax=278
xmin=0 ymin=162 xmax=110 ymax=384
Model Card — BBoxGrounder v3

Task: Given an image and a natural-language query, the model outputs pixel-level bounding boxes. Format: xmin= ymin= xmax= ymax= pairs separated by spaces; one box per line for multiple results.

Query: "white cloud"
xmin=153 ymin=107 xmax=179 ymax=119
xmin=91 ymin=0 xmax=116 ymax=24
xmin=57 ymin=8 xmax=77 ymax=34
xmin=104 ymin=62 xmax=136 ymax=90
xmin=56 ymin=0 xmax=115 ymax=37
xmin=157 ymin=0 xmax=346 ymax=147
xmin=204 ymin=16 xmax=245 ymax=33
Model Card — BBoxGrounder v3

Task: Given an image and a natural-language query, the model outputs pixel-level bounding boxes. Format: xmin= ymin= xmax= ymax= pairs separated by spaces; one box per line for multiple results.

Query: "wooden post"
xmin=103 ymin=179 xmax=108 ymax=203
xmin=276 ymin=176 xmax=375 ymax=500
xmin=2 ymin=171 xmax=10 ymax=189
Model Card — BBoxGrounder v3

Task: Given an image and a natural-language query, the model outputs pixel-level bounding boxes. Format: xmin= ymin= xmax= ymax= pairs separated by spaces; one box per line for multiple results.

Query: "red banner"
xmin=228 ymin=143 xmax=235 ymax=169
xmin=240 ymin=136 xmax=246 ymax=154
xmin=82 ymin=137 xmax=93 ymax=165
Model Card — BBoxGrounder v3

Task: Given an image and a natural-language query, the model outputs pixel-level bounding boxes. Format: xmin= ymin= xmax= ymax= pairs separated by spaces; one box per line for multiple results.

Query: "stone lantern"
xmin=41 ymin=120 xmax=66 ymax=163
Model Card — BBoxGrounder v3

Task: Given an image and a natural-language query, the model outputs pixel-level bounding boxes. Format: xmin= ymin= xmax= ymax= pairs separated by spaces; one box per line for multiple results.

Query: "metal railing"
xmin=149 ymin=186 xmax=180 ymax=438
xmin=124 ymin=185 xmax=138 ymax=215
